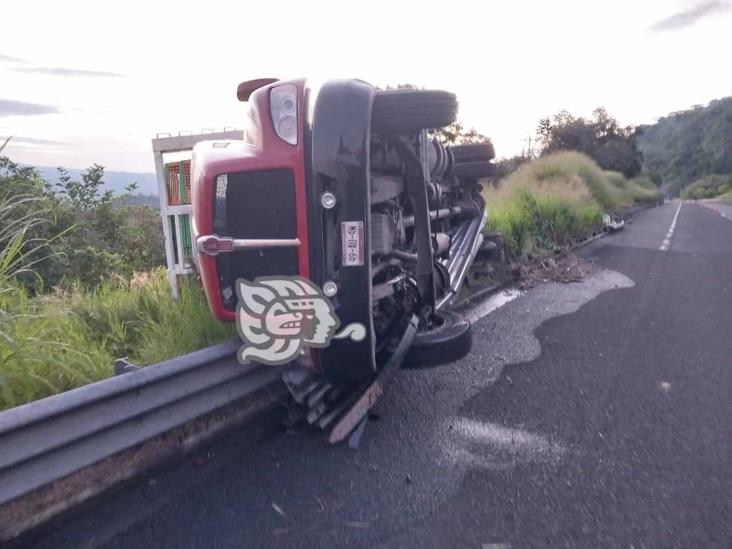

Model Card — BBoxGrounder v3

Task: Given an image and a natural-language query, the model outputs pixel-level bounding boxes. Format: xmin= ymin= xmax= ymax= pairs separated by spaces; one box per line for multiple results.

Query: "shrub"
xmin=483 ymin=152 xmax=660 ymax=258
xmin=0 ymin=149 xmax=230 ymax=410
xmin=680 ymin=174 xmax=732 ymax=200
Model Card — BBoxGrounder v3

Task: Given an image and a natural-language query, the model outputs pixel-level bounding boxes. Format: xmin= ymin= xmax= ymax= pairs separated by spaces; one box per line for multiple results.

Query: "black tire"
xmin=403 ymin=310 xmax=472 ymax=369
xmin=449 ymin=161 xmax=495 ymax=179
xmin=371 ymin=89 xmax=457 ymax=135
xmin=450 ymin=142 xmax=496 ymax=163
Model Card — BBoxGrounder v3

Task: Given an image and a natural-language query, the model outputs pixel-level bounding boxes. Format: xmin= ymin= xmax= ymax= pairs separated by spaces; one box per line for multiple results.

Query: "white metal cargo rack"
xmin=151 ymin=129 xmax=242 ymax=297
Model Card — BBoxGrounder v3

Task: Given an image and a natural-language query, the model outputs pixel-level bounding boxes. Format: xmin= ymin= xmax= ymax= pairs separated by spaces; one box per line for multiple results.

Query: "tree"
xmin=0 ymin=150 xmax=166 ymax=291
xmin=55 ymin=164 xmax=112 ymax=210
xmin=493 ymin=155 xmax=530 ymax=178
xmin=536 ymin=108 xmax=642 ymax=177
xmin=593 ymin=139 xmax=642 ymax=177
xmin=637 ymin=96 xmax=732 ymax=194
xmin=434 ymin=122 xmax=492 ymax=146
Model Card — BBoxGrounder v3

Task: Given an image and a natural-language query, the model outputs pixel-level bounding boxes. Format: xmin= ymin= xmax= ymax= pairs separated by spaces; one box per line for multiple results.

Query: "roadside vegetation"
xmin=0 ymin=263 xmax=235 ymax=411
xmin=536 ymin=107 xmax=644 ymax=178
xmin=484 ymin=152 xmax=660 ymax=258
xmin=484 ymin=105 xmax=661 ymax=258
xmin=0 ymin=144 xmax=235 ymax=411
xmin=680 ymin=174 xmax=732 ymax=200
xmin=638 ymin=97 xmax=732 ymax=197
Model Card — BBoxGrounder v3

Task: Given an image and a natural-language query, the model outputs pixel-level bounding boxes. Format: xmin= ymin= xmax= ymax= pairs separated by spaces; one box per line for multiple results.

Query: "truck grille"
xmin=214 ymin=169 xmax=299 ymax=310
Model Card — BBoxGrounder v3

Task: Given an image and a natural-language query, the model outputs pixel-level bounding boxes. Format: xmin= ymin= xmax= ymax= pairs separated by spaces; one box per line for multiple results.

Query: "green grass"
xmin=484 ymin=152 xmax=661 ymax=258
xmin=0 ymin=269 xmax=236 ymax=411
xmin=680 ymin=174 xmax=732 ymax=200
xmin=0 ymin=144 xmax=237 ymax=411
xmin=0 ymin=186 xmax=236 ymax=411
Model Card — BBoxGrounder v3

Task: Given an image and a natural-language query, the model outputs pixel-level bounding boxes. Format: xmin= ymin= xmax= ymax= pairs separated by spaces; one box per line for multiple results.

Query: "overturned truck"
xmin=190 ymin=78 xmax=494 ymax=440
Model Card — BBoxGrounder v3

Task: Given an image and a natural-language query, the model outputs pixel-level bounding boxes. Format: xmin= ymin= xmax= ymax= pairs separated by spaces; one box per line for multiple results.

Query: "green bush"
xmin=486 ymin=189 xmax=602 ymax=258
xmin=0 ymin=148 xmax=232 ymax=410
xmin=483 ymin=152 xmax=660 ymax=258
xmin=680 ymin=174 xmax=732 ymax=200
xmin=0 ymin=155 xmax=165 ymax=292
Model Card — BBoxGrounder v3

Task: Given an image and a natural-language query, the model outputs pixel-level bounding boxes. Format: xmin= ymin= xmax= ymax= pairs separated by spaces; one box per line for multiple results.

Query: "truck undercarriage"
xmin=190 ymin=78 xmax=495 ymax=440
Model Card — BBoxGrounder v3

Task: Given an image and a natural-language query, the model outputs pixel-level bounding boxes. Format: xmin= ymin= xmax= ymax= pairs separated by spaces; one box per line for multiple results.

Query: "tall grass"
xmin=0 ymin=197 xmax=235 ymax=411
xmin=1 ymin=139 xmax=236 ymax=410
xmin=1 ymin=283 xmax=113 ymax=408
xmin=1 ymin=269 xmax=236 ymax=411
xmin=484 ymin=152 xmax=661 ymax=258
xmin=0 ymin=192 xmax=106 ymax=409
xmin=64 ymin=272 xmax=237 ymax=365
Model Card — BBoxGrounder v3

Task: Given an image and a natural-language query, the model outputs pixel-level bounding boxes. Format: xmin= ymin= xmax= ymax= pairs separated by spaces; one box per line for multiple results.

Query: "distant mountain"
xmin=36 ymin=166 xmax=159 ymax=197
xmin=638 ymin=97 xmax=732 ymax=196
xmin=117 ymin=194 xmax=160 ymax=209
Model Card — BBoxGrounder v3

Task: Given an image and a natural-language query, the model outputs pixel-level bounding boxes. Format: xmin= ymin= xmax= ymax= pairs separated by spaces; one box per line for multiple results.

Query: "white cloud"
xmin=0 ymin=99 xmax=59 ymax=117
xmin=649 ymin=1 xmax=731 ymax=31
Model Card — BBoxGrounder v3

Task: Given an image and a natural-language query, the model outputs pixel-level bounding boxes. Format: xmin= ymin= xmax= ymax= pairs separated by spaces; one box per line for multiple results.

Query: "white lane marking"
xmin=660 ymin=203 xmax=682 ymax=251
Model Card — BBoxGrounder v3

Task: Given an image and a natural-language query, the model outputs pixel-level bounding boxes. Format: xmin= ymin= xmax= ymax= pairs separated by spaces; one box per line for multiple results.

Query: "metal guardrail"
xmin=0 ymin=339 xmax=282 ymax=508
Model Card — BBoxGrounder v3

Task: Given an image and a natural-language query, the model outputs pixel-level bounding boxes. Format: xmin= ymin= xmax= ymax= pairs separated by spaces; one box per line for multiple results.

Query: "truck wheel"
xmin=449 ymin=161 xmax=495 ymax=179
xmin=371 ymin=89 xmax=457 ymax=135
xmin=450 ymin=142 xmax=496 ymax=162
xmin=403 ymin=310 xmax=472 ymax=368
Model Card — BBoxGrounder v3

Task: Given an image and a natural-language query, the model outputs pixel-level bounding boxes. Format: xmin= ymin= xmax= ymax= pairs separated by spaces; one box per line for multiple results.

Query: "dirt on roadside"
xmin=517 ymin=253 xmax=599 ymax=289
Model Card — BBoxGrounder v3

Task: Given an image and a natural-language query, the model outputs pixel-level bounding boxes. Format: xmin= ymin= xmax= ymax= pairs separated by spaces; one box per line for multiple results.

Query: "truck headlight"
xmin=270 ymin=84 xmax=298 ymax=145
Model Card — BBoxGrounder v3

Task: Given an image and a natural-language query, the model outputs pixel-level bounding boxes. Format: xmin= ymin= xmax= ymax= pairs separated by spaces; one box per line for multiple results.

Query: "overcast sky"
xmin=1 ymin=0 xmax=731 ymax=172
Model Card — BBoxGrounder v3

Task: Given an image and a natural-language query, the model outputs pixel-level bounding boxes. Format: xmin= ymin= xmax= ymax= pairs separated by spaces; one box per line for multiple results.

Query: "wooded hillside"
xmin=637 ymin=97 xmax=732 ymax=196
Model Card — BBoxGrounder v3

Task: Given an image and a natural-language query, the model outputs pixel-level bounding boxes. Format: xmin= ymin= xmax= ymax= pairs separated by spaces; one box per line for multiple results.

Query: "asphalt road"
xmin=27 ymin=201 xmax=732 ymax=549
